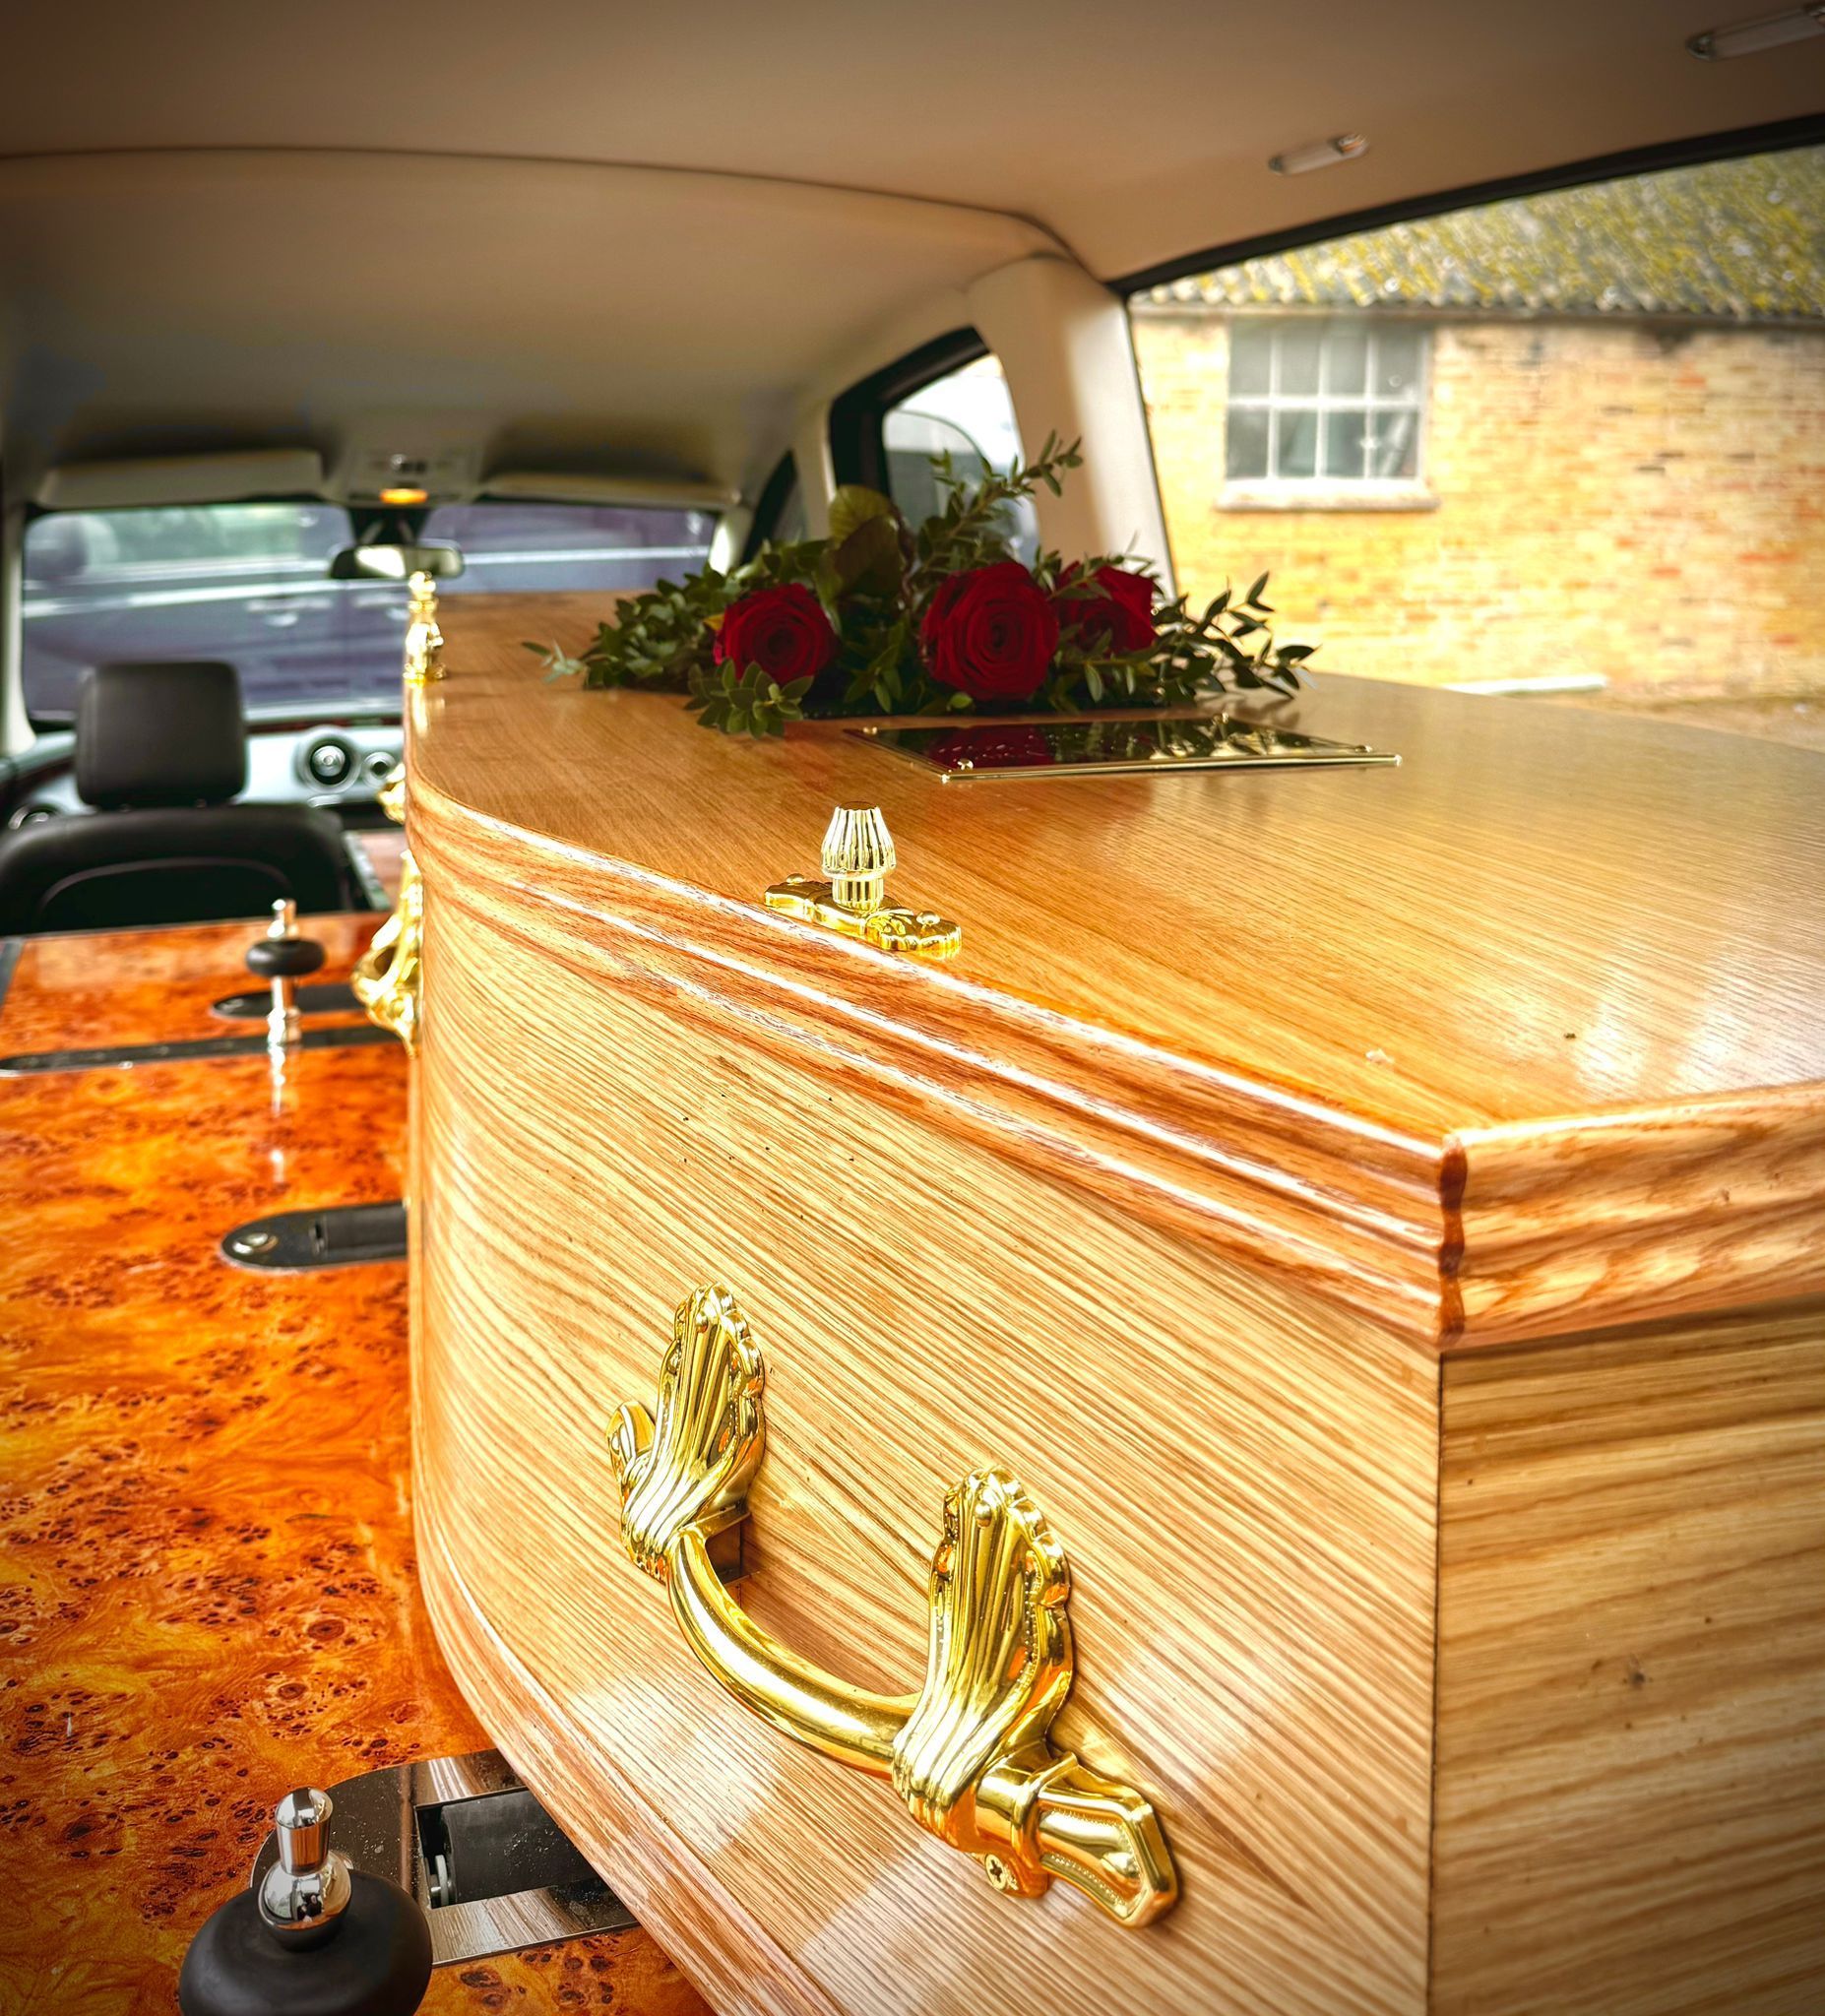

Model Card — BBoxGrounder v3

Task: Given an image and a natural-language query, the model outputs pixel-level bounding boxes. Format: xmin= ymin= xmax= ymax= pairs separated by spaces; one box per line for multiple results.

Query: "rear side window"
xmin=884 ymin=355 xmax=1038 ymax=561
xmin=1128 ymin=141 xmax=1825 ymax=742
xmin=424 ymin=502 xmax=715 ymax=594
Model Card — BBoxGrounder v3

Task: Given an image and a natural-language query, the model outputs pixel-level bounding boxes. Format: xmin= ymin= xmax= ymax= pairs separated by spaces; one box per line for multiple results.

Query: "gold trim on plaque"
xmin=608 ymin=1285 xmax=1177 ymax=1927
xmin=853 ymin=713 xmax=1400 ymax=782
xmin=764 ymin=805 xmax=962 ymax=962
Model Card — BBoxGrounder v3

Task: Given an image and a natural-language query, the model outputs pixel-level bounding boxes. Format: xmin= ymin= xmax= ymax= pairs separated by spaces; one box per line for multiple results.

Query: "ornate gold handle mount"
xmin=404 ymin=571 xmax=446 ymax=685
xmin=608 ymin=1286 xmax=1177 ymax=1927
xmin=351 ymin=765 xmax=423 ymax=1051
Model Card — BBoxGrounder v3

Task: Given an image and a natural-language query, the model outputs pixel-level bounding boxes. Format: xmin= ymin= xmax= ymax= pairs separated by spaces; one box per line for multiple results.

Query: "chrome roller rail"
xmin=249 ymin=1750 xmax=633 ymax=1968
xmin=0 ymin=1023 xmax=395 ymax=1075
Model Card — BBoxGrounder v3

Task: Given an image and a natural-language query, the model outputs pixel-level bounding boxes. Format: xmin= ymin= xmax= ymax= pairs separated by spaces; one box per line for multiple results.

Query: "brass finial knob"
xmin=764 ymin=804 xmax=960 ymax=962
xmin=821 ymin=806 xmax=896 ymax=914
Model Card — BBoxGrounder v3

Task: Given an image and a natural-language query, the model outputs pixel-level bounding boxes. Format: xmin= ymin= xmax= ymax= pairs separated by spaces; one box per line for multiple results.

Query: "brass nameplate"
xmin=852 ymin=714 xmax=1399 ymax=781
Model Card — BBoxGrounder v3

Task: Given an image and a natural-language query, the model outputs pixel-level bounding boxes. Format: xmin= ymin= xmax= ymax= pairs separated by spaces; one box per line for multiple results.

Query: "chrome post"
xmin=256 ymin=1787 xmax=353 ymax=1951
xmin=265 ymin=900 xmax=301 ymax=1051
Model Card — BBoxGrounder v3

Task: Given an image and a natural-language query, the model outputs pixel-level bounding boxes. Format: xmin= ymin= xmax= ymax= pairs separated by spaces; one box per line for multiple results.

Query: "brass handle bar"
xmin=670 ymin=1530 xmax=911 ymax=1769
xmin=609 ymin=1286 xmax=1178 ymax=1927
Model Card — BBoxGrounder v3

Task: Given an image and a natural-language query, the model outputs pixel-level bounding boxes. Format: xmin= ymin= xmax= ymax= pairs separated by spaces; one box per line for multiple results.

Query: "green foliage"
xmin=524 ymin=438 xmax=1313 ymax=734
xmin=688 ymin=662 xmax=815 ymax=737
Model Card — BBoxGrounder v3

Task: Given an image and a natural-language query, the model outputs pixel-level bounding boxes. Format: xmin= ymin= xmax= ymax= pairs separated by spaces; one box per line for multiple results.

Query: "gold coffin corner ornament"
xmin=765 ymin=805 xmax=961 ymax=961
xmin=376 ymin=760 xmax=407 ymax=827
xmin=404 ymin=571 xmax=446 ymax=685
xmin=607 ymin=1286 xmax=1177 ymax=1928
xmin=351 ymin=848 xmax=423 ymax=1051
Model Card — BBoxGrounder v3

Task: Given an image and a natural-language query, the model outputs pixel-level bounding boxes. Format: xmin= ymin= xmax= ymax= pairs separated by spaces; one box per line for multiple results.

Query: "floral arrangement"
xmin=529 ymin=437 xmax=1313 ymax=736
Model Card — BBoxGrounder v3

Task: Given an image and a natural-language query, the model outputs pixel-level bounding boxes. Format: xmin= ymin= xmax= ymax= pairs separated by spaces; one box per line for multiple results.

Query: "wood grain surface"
xmin=0 ymin=914 xmax=378 ymax=1051
xmin=1432 ymin=1304 xmax=1825 ymax=2015
xmin=0 ymin=919 xmax=708 ymax=2016
xmin=400 ymin=598 xmax=1825 ymax=1348
xmin=413 ymin=873 xmax=1442 ymax=2016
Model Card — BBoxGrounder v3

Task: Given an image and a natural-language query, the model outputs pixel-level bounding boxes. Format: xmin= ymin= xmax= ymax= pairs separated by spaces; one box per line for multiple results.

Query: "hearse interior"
xmin=1 ymin=5 xmax=1821 ymax=2014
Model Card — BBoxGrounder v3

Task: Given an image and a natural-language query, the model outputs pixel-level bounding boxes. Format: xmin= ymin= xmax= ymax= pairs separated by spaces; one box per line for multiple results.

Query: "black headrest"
xmin=75 ymin=662 xmax=248 ymax=810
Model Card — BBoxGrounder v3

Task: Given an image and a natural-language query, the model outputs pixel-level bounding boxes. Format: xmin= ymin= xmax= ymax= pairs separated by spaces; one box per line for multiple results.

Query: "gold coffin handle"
xmin=607 ymin=1285 xmax=1178 ymax=1928
xmin=350 ymin=766 xmax=423 ymax=1051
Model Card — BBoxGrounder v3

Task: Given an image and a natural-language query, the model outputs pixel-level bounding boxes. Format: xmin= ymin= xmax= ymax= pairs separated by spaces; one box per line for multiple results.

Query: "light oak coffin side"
xmin=402 ymin=609 xmax=1825 ymax=1349
xmin=410 ymin=872 xmax=1441 ymax=2016
xmin=1430 ymin=1304 xmax=1825 ymax=2015
xmin=415 ymin=598 xmax=1825 ymax=1144
xmin=407 ymin=771 xmax=1825 ymax=1357
xmin=406 ymin=773 xmax=1455 ymax=1347
xmin=1448 ymin=1099 xmax=1825 ymax=1347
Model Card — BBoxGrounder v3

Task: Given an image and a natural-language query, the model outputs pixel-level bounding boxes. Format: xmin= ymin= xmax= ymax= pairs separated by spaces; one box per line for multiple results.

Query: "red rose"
xmin=715 ymin=584 xmax=837 ymax=685
xmin=918 ymin=561 xmax=1059 ymax=704
xmin=1061 ymin=564 xmax=1157 ymax=654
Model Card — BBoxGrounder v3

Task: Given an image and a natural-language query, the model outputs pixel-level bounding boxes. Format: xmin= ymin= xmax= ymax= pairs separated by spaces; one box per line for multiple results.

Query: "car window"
xmin=23 ymin=503 xmax=356 ymax=726
xmin=21 ymin=497 xmax=718 ymax=729
xmin=424 ymin=502 xmax=715 ymax=594
xmin=884 ymin=354 xmax=1038 ymax=562
xmin=771 ymin=474 xmax=809 ymax=546
xmin=1128 ymin=142 xmax=1825 ymax=746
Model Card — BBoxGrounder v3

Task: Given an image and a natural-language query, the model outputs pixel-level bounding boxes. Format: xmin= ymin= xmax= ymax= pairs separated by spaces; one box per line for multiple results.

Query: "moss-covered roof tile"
xmin=1144 ymin=145 xmax=1824 ymax=322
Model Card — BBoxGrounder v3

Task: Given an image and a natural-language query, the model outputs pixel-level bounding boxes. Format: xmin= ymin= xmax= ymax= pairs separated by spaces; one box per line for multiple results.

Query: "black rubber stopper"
xmin=177 ymin=1868 xmax=433 ymax=2016
xmin=246 ymin=935 xmax=327 ymax=981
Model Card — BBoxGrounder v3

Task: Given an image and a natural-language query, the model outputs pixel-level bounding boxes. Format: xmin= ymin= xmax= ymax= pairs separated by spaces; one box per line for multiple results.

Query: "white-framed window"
xmin=1225 ymin=319 xmax=1427 ymax=488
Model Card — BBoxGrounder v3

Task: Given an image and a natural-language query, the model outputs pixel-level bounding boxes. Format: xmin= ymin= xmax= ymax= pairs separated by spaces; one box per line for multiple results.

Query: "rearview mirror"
xmin=329 ymin=542 xmax=465 ymax=583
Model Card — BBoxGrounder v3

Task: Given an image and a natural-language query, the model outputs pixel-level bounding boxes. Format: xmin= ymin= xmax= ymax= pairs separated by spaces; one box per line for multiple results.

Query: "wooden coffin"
xmin=403 ymin=599 xmax=1825 ymax=2016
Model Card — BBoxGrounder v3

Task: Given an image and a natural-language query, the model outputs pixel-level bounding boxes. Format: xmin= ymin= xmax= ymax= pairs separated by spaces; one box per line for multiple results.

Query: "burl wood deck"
xmin=0 ymin=919 xmax=708 ymax=2016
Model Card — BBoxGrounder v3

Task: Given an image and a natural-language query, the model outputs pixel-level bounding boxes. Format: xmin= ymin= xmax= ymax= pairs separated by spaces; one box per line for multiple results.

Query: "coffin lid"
xmin=410 ymin=600 xmax=1825 ymax=1353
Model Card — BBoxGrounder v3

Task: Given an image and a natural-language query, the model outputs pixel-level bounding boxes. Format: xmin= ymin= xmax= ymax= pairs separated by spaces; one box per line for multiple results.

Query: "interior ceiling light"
xmin=378 ymin=484 xmax=428 ymax=505
xmin=1268 ymin=135 xmax=1369 ymax=176
xmin=1687 ymin=3 xmax=1825 ymax=55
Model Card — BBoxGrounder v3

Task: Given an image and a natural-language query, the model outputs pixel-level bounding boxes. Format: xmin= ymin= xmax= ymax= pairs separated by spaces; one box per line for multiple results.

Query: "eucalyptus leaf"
xmin=831 ymin=513 xmax=904 ymax=598
xmin=828 ymin=484 xmax=897 ymax=544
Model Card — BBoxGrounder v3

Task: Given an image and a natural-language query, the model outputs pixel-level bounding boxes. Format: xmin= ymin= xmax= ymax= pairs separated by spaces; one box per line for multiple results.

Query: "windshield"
xmin=21 ymin=498 xmax=717 ymax=727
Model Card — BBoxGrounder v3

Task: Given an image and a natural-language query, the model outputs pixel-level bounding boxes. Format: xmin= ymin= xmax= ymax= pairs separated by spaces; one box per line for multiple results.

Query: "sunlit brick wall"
xmin=1133 ymin=311 xmax=1825 ymax=698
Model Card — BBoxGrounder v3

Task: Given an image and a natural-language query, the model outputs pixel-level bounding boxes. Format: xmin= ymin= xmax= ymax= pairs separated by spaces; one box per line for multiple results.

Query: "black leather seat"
xmin=0 ymin=662 xmax=366 ymax=935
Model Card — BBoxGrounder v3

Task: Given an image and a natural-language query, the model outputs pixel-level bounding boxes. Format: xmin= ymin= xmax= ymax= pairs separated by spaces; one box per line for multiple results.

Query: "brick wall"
xmin=1132 ymin=312 xmax=1825 ymax=698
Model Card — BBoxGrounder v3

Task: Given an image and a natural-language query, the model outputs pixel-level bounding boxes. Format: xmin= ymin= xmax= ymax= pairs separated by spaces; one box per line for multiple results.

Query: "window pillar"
xmin=789 ymin=403 xmax=835 ymax=538
xmin=966 ymin=256 xmax=1176 ymax=594
xmin=0 ymin=499 xmax=28 ymax=756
